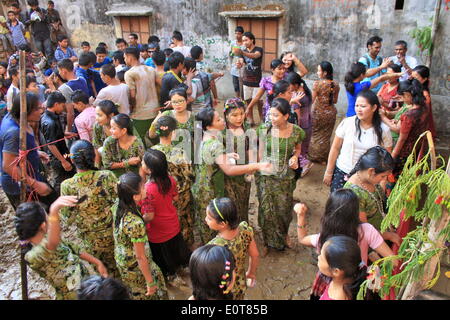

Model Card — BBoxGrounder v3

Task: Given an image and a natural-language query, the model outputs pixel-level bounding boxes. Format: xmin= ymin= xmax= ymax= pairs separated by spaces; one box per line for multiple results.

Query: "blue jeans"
xmin=34 ymin=37 xmax=53 ymax=58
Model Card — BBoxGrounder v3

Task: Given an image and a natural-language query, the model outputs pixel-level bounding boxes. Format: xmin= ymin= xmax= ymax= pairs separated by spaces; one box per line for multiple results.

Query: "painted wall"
xmin=49 ymin=0 xmax=448 ymax=135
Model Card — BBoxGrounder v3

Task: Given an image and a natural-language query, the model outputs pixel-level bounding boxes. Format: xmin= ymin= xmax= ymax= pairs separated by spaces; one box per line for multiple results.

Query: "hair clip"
xmin=19 ymin=240 xmax=30 ymax=247
xmin=222 ymin=273 xmax=229 ymax=280
xmin=219 ymin=284 xmax=225 ymax=289
xmin=225 ymin=261 xmax=231 ymax=266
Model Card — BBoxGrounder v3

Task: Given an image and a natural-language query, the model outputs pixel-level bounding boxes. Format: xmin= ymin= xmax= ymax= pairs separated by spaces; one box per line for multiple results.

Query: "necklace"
xmin=356 ymin=173 xmax=386 ymax=218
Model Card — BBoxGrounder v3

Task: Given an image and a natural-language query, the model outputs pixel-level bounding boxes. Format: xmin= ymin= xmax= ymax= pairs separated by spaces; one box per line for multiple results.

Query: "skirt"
xmin=150 ymin=232 xmax=191 ymax=276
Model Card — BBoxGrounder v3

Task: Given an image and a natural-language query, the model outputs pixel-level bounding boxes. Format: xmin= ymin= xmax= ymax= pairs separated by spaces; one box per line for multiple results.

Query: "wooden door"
xmin=120 ymin=16 xmax=150 ymax=44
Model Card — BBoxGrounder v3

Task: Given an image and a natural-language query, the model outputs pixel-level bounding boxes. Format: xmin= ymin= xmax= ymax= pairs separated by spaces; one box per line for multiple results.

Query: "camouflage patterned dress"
xmin=112 ymin=201 xmax=168 ymax=300
xmin=208 ymin=221 xmax=254 ymax=300
xmin=191 ymin=137 xmax=225 ymax=244
xmin=223 ymin=124 xmax=252 ymax=223
xmin=102 ymin=135 xmax=145 ymax=178
xmin=60 ymin=170 xmax=120 ymax=279
xmin=25 ymin=238 xmax=91 ymax=300
xmin=160 ymin=110 xmax=195 ymax=148
xmin=256 ymin=124 xmax=305 ymax=250
xmin=151 ymin=143 xmax=195 ymax=246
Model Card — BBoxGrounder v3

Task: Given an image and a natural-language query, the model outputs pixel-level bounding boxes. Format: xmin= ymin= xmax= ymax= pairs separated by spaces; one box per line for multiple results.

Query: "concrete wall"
xmin=48 ymin=0 xmax=448 ymax=135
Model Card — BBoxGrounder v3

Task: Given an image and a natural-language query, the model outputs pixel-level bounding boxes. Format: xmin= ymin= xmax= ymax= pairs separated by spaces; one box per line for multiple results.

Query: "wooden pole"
xmin=19 ymin=50 xmax=28 ymax=301
xmin=427 ymin=0 xmax=442 ymax=67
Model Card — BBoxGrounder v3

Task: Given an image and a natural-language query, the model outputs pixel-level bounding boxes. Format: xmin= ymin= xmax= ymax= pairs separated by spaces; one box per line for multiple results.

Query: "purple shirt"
xmin=260 ymin=76 xmax=276 ymax=120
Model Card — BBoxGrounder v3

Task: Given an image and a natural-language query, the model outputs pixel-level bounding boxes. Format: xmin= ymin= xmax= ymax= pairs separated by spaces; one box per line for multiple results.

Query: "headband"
xmin=213 ymin=199 xmax=225 ymax=221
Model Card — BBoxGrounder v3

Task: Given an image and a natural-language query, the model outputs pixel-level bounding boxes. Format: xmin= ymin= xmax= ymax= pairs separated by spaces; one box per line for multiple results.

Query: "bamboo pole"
xmin=19 ymin=50 xmax=28 ymax=300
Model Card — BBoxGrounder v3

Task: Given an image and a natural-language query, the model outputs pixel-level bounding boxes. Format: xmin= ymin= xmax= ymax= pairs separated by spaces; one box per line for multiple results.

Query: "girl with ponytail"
xmin=139 ymin=149 xmax=191 ymax=283
xmin=60 ymin=139 xmax=120 ymax=278
xmin=345 ymin=61 xmax=403 ymax=117
xmin=245 ymin=59 xmax=286 ymax=124
xmin=15 ymin=198 xmax=108 ymax=300
xmin=112 ymin=172 xmax=168 ymax=300
xmin=294 ymin=189 xmax=396 ymax=300
xmin=324 ymin=89 xmax=393 ymax=192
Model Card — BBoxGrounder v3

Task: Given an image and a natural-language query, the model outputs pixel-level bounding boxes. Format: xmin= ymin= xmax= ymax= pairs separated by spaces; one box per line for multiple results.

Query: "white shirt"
xmin=172 ymin=46 xmax=192 ymax=58
xmin=389 ymin=55 xmax=418 ymax=81
xmin=94 ymin=83 xmax=130 ymax=115
xmin=6 ymin=84 xmax=19 ymax=112
xmin=335 ymin=116 xmax=393 ymax=173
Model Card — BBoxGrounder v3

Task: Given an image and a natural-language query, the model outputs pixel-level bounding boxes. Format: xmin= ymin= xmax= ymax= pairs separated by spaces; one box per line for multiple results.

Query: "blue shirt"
xmin=93 ymin=57 xmax=112 ymax=71
xmin=144 ymin=58 xmax=156 ymax=68
xmin=75 ymin=68 xmax=95 ymax=97
xmin=6 ymin=20 xmax=27 ymax=47
xmin=54 ymin=46 xmax=78 ymax=62
xmin=358 ymin=54 xmax=385 ymax=93
xmin=346 ymin=81 xmax=371 ymax=117
xmin=0 ymin=113 xmax=43 ymax=195
xmin=66 ymin=74 xmax=90 ymax=97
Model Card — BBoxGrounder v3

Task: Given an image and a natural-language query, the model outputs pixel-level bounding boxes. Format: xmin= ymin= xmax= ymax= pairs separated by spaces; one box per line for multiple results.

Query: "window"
xmin=235 ymin=18 xmax=279 ymax=72
xmin=395 ymin=0 xmax=404 ymax=10
xmin=119 ymin=16 xmax=150 ymax=44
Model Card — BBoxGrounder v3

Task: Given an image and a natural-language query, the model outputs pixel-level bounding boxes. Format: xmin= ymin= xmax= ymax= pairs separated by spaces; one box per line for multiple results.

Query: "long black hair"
xmin=267 ymin=80 xmax=290 ymax=106
xmin=285 ymin=72 xmax=312 ymax=99
xmin=112 ymin=113 xmax=134 ymax=136
xmin=322 ymin=235 xmax=368 ymax=300
xmin=270 ymin=58 xmax=284 ymax=72
xmin=345 ymin=62 xmax=367 ymax=95
xmin=398 ymin=80 xmax=426 ymax=119
xmin=319 ymin=61 xmax=334 ymax=80
xmin=224 ymin=98 xmax=246 ymax=129
xmin=15 ymin=202 xmax=47 ymax=254
xmin=70 ymin=140 xmax=98 ymax=171
xmin=412 ymin=65 xmax=430 ymax=92
xmin=348 ymin=146 xmax=394 ymax=178
xmin=318 ymin=189 xmax=361 ymax=250
xmin=355 ymin=89 xmax=383 ymax=144
xmin=115 ymin=172 xmax=144 ymax=229
xmin=189 ymin=245 xmax=236 ymax=300
xmin=207 ymin=197 xmax=240 ymax=230
xmin=11 ymin=92 xmax=40 ymax=120
xmin=143 ymin=149 xmax=172 ymax=195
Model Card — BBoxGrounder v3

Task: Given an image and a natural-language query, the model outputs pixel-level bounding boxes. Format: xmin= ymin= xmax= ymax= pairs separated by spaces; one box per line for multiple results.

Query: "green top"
xmin=257 ymin=124 xmax=305 ymax=178
xmin=192 ymin=137 xmax=225 ymax=197
xmin=112 ymin=201 xmax=151 ymax=270
xmin=60 ymin=170 xmax=118 ymax=235
xmin=208 ymin=221 xmax=254 ymax=298
xmin=391 ymin=105 xmax=410 ymax=142
xmin=344 ymin=181 xmax=386 ymax=230
xmin=25 ymin=238 xmax=89 ymax=299
xmin=102 ymin=135 xmax=145 ymax=177
xmin=153 ymin=110 xmax=195 ymax=147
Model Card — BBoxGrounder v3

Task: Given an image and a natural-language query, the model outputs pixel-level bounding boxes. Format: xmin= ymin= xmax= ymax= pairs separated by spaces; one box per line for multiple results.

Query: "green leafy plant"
xmin=358 ymin=133 xmax=450 ymax=300
xmin=409 ymin=25 xmax=433 ymax=57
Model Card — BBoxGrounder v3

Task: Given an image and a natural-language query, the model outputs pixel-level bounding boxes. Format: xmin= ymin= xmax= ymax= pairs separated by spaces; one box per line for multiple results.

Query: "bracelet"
xmin=123 ymin=160 xmax=130 ymax=169
xmin=325 ymin=173 xmax=333 ymax=177
xmin=146 ymin=281 xmax=157 ymax=287
xmin=297 ymin=224 xmax=306 ymax=229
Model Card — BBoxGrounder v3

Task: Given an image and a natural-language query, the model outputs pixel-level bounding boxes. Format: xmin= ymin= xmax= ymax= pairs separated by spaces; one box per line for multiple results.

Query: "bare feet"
xmin=285 ymin=235 xmax=294 ymax=249
xmin=301 ymin=162 xmax=314 ymax=178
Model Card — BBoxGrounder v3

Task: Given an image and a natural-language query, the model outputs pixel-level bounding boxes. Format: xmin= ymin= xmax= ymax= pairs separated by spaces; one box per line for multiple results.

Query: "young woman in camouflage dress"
xmin=60 ymin=140 xmax=120 ymax=278
xmin=223 ymin=98 xmax=254 ymax=223
xmin=192 ymin=108 xmax=272 ymax=245
xmin=206 ymin=198 xmax=259 ymax=300
xmin=102 ymin=113 xmax=145 ymax=178
xmin=256 ymin=98 xmax=305 ymax=252
xmin=92 ymin=100 xmax=119 ymax=168
xmin=113 ymin=172 xmax=168 ymax=300
xmin=15 ymin=197 xmax=109 ymax=300
xmin=151 ymin=116 xmax=195 ymax=247
xmin=344 ymin=146 xmax=401 ymax=245
xmin=149 ymin=88 xmax=195 ymax=151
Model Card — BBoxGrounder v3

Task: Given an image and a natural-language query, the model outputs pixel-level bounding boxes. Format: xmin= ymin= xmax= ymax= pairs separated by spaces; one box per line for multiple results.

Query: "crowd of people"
xmin=0 ymin=1 xmax=438 ymax=301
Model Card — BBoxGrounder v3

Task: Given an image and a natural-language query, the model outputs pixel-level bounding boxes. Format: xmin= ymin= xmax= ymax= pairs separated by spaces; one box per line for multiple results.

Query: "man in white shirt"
xmin=390 ymin=40 xmax=418 ymax=82
xmin=171 ymin=30 xmax=191 ymax=57
xmin=6 ymin=67 xmax=20 ymax=112
xmin=94 ymin=63 xmax=130 ymax=115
